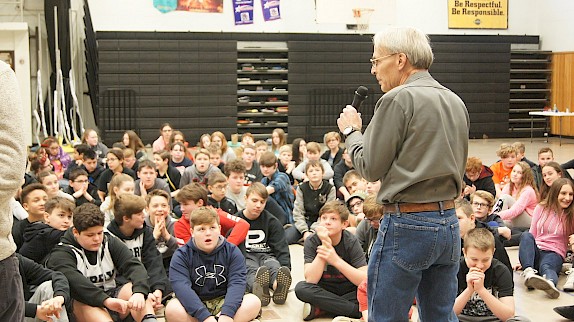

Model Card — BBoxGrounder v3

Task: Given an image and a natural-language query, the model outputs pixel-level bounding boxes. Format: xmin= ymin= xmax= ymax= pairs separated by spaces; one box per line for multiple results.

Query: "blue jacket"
xmin=261 ymin=170 xmax=294 ymax=220
xmin=169 ymin=236 xmax=247 ymax=321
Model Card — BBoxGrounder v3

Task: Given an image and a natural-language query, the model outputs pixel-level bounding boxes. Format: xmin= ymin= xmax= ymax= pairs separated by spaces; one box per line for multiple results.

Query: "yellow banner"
xmin=448 ymin=0 xmax=508 ymax=29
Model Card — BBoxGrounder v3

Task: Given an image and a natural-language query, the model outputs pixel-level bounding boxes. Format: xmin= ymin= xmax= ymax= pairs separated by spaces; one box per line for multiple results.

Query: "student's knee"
xmin=294 ymin=281 xmax=315 ymax=302
xmin=165 ymin=298 xmax=191 ymax=321
xmin=117 ymin=282 xmax=134 ymax=301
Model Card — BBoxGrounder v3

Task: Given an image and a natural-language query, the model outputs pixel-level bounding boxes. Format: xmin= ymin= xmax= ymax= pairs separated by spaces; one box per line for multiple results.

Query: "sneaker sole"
xmin=528 ymin=275 xmax=560 ymax=299
xmin=564 ymin=284 xmax=574 ymax=292
xmin=253 ymin=266 xmax=271 ymax=306
xmin=273 ymin=266 xmax=292 ymax=305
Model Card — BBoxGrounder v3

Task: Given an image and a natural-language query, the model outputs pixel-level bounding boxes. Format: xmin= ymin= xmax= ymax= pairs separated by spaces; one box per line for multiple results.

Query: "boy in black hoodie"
xmin=237 ymin=182 xmax=292 ymax=307
xmin=20 ymin=196 xmax=75 ymax=264
xmin=46 ymin=203 xmax=158 ymax=322
xmin=106 ymin=194 xmax=169 ymax=311
xmin=207 ymin=172 xmax=238 ymax=215
xmin=18 ymin=253 xmax=70 ymax=321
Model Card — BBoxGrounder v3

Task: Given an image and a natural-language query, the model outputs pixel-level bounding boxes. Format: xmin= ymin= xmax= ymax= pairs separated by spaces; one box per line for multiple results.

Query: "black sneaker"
xmin=554 ymin=305 xmax=574 ymax=320
xmin=302 ymin=302 xmax=324 ymax=321
xmin=273 ymin=266 xmax=292 ymax=304
xmin=253 ymin=266 xmax=271 ymax=306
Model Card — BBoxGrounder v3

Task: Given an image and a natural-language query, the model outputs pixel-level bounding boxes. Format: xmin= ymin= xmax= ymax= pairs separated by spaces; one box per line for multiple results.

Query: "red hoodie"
xmin=174 ymin=208 xmax=249 ymax=247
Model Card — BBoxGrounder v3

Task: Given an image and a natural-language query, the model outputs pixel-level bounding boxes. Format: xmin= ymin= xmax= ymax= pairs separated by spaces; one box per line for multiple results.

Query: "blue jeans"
xmin=368 ymin=209 xmax=460 ymax=322
xmin=518 ymin=232 xmax=563 ymax=285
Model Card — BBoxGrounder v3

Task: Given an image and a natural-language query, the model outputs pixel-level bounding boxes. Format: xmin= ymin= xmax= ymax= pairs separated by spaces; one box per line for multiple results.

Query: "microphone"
xmin=351 ymin=86 xmax=369 ymax=109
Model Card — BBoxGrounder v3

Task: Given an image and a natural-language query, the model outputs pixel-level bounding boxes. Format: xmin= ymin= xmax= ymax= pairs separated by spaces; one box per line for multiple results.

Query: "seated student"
xmin=46 ymin=203 xmax=158 ymax=322
xmin=464 ymin=157 xmax=496 ymax=200
xmin=355 ymin=195 xmax=383 ymax=262
xmin=20 ymin=197 xmax=74 ymax=264
xmin=321 ymin=131 xmax=343 ymax=168
xmin=346 ymin=191 xmax=367 ymax=229
xmin=169 ymin=142 xmax=193 ymax=175
xmin=123 ymin=130 xmax=147 ymax=161
xmin=287 ymin=160 xmax=336 ymax=244
xmin=240 ymin=132 xmax=255 ymax=148
xmin=65 ymin=168 xmax=101 ymax=207
xmin=207 ymin=172 xmax=237 ymax=215
xmin=292 ymin=142 xmax=334 ymax=182
xmin=512 ymin=141 xmax=536 ymax=168
xmin=97 ymin=149 xmax=137 ymax=201
xmin=180 ymin=149 xmax=222 ymax=188
xmin=211 ymin=131 xmax=236 ymax=164
xmin=295 ymin=201 xmax=367 ymax=321
xmin=277 ymin=145 xmax=295 ymax=186
xmin=166 ymin=207 xmax=261 ymax=322
xmin=106 ymin=194 xmax=169 ymax=311
xmin=490 ymin=144 xmax=518 ymax=197
xmin=539 ymin=161 xmax=565 ymax=201
xmin=18 ymin=253 xmax=71 ymax=322
xmin=38 ymin=171 xmax=74 ymax=202
xmin=134 ymin=160 xmax=171 ymax=199
xmin=170 ymin=130 xmax=195 ymax=162
xmin=237 ymin=183 xmax=291 ymax=307
xmin=241 ymin=144 xmax=263 ymax=185
xmin=63 ymin=143 xmax=91 ymax=180
xmin=78 ymin=149 xmax=104 ymax=189
xmin=454 ymin=228 xmax=528 ymax=322
xmin=342 ymin=170 xmax=367 ymax=199
xmin=153 ymin=150 xmax=181 ymax=197
xmin=260 ymin=151 xmax=294 ymax=223
xmin=82 ymin=128 xmax=109 ymax=167
xmin=123 ymin=148 xmax=140 ymax=173
xmin=174 ymin=183 xmax=249 ymax=247
xmin=207 ymin=145 xmax=226 ymax=173
xmin=12 ymin=183 xmax=49 ymax=251
xmin=224 ymin=159 xmax=288 ymax=224
xmin=456 ymin=198 xmax=512 ymax=273
xmin=333 ymin=148 xmax=354 ymax=200
xmin=144 ymin=190 xmax=178 ymax=272
xmin=100 ymin=174 xmax=135 ymax=227
xmin=495 ymin=162 xmax=538 ymax=237
xmin=42 ymin=137 xmax=72 ymax=180
xmin=518 ymin=178 xmax=574 ymax=299
xmin=224 ymin=159 xmax=248 ymax=210
xmin=471 ymin=191 xmax=512 ymax=242
xmin=254 ymin=140 xmax=269 ymax=163
xmin=365 ymin=179 xmax=381 ymax=196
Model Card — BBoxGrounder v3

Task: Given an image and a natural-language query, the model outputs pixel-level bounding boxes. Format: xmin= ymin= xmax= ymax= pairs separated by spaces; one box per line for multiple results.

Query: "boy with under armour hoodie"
xmin=166 ymin=206 xmax=261 ymax=322
xmin=106 ymin=194 xmax=169 ymax=310
xmin=46 ymin=203 xmax=158 ymax=322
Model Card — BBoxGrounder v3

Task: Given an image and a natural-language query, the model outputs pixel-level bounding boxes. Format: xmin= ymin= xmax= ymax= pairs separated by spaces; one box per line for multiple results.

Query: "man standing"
xmin=338 ymin=27 xmax=469 ymax=322
xmin=0 ymin=60 xmax=27 ymax=320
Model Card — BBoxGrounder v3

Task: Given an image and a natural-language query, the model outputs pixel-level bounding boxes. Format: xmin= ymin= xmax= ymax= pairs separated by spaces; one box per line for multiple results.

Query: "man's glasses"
xmin=370 ymin=53 xmax=397 ymax=68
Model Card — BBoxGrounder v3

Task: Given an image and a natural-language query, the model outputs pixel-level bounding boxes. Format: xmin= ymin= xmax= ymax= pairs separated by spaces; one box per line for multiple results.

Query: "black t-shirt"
xmin=457 ymin=257 xmax=513 ymax=317
xmin=97 ymin=167 xmax=136 ymax=194
xmin=304 ymin=230 xmax=367 ymax=295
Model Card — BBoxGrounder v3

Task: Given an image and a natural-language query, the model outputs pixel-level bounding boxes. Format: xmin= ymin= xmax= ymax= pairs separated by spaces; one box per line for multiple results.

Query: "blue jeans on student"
xmin=518 ymin=232 xmax=563 ymax=285
xmin=368 ymin=209 xmax=460 ymax=322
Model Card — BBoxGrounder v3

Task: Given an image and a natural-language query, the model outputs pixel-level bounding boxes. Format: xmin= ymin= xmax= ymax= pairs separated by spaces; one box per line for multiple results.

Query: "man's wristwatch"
xmin=342 ymin=126 xmax=360 ymax=138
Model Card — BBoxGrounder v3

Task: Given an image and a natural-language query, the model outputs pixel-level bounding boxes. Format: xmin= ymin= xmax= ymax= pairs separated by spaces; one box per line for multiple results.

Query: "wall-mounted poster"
xmin=261 ymin=0 xmax=280 ymax=21
xmin=448 ymin=0 xmax=508 ymax=29
xmin=0 ymin=51 xmax=14 ymax=71
xmin=233 ymin=0 xmax=254 ymax=25
xmin=177 ymin=0 xmax=223 ymax=13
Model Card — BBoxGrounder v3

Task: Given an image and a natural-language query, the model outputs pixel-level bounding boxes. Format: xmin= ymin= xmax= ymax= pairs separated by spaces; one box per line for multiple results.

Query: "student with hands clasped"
xmin=454 ymin=228 xmax=530 ymax=322
xmin=295 ymin=201 xmax=367 ymax=321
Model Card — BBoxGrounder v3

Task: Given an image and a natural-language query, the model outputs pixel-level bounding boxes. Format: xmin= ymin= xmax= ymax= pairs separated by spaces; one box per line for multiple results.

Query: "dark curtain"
xmin=44 ymin=0 xmax=72 ymax=135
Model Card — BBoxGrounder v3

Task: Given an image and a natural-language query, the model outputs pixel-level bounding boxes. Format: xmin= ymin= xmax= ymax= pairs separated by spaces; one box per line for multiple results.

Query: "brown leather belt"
xmin=383 ymin=200 xmax=455 ymax=214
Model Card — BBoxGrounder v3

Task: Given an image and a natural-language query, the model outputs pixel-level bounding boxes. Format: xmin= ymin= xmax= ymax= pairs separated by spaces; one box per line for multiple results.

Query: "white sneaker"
xmin=332 ymin=316 xmax=362 ymax=322
xmin=522 ymin=267 xmax=538 ymax=289
xmin=564 ymin=268 xmax=574 ymax=291
xmin=528 ymin=273 xmax=560 ymax=299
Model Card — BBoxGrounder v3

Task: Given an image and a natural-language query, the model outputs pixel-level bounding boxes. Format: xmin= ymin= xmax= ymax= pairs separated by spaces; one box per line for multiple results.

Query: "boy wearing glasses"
xmin=207 ymin=172 xmax=238 ymax=215
xmin=65 ymin=168 xmax=102 ymax=207
xmin=470 ymin=191 xmax=511 ymax=242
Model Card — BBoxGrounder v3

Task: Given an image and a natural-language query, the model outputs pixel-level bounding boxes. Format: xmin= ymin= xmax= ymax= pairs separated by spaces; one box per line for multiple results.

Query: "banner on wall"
xmin=233 ymin=0 xmax=254 ymax=25
xmin=261 ymin=0 xmax=281 ymax=21
xmin=176 ymin=0 xmax=223 ymax=13
xmin=153 ymin=0 xmax=177 ymax=13
xmin=448 ymin=0 xmax=508 ymax=29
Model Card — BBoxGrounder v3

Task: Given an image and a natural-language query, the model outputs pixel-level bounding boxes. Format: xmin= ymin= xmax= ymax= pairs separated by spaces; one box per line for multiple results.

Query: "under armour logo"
xmin=195 ymin=265 xmax=226 ymax=286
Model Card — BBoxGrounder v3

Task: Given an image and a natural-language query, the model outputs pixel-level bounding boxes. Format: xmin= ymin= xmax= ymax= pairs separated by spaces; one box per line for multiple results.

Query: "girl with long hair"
xmin=539 ymin=161 xmax=565 ymax=201
xmin=122 ymin=130 xmax=146 ymax=160
xmin=496 ymin=161 xmax=539 ymax=230
xmin=518 ymin=178 xmax=574 ymax=299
